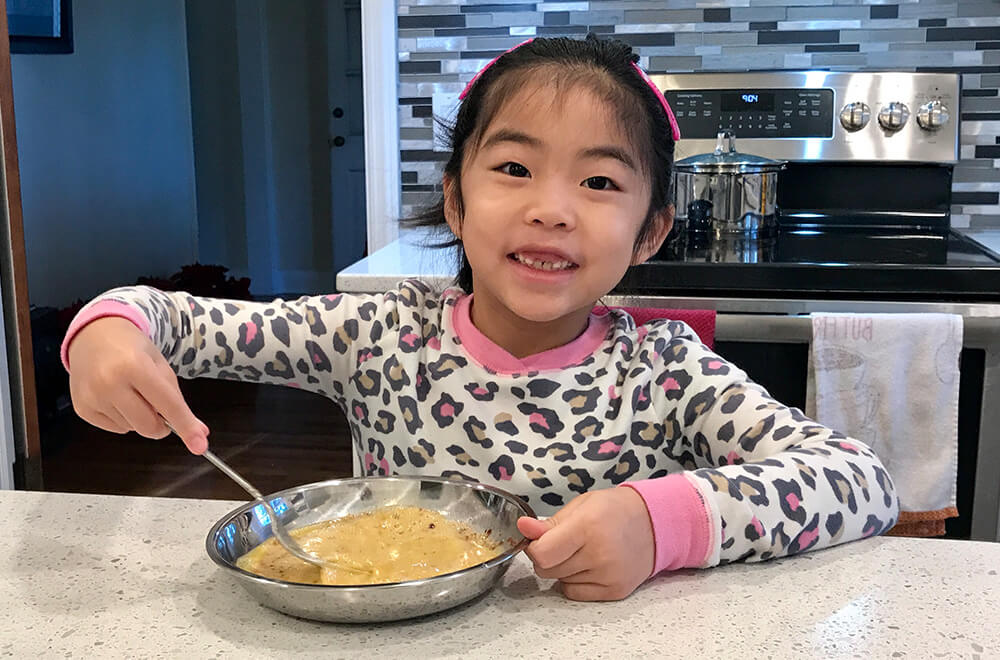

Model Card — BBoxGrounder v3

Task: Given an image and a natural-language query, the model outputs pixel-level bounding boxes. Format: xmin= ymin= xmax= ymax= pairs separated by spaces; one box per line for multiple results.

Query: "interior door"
xmin=0 ymin=6 xmax=40 ymax=488
xmin=327 ymin=0 xmax=367 ymax=274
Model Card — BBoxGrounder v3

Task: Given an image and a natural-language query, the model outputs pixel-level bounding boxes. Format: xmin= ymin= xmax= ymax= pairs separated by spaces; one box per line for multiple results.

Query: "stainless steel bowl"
xmin=206 ymin=476 xmax=535 ymax=623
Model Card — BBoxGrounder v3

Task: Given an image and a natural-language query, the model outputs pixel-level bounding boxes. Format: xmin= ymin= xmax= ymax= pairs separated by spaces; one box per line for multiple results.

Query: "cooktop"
xmin=618 ymin=228 xmax=1000 ymax=302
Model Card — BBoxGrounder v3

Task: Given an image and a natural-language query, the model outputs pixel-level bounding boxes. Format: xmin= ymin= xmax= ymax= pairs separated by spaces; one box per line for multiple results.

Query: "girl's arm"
xmin=61 ymin=280 xmax=437 ymax=454
xmin=62 ymin=280 xmax=440 ymax=405
xmin=627 ymin=337 xmax=900 ymax=573
xmin=62 ymin=282 xmax=427 ymax=398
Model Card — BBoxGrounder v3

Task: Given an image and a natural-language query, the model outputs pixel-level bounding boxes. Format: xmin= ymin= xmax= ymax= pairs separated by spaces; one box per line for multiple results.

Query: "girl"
xmin=62 ymin=36 xmax=899 ymax=602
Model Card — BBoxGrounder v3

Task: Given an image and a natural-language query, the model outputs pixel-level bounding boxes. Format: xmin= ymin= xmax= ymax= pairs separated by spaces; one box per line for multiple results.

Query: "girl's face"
xmin=446 ymin=83 xmax=671 ymax=329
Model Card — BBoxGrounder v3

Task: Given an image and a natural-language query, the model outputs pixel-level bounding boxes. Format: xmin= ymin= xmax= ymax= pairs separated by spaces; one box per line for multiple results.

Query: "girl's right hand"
xmin=66 ymin=317 xmax=209 ymax=454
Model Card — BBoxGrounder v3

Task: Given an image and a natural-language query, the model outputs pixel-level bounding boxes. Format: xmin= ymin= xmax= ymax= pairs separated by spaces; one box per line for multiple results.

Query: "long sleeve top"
xmin=61 ymin=279 xmax=900 ymax=574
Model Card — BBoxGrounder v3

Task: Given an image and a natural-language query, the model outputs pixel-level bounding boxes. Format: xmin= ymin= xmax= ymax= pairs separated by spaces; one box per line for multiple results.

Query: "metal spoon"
xmin=164 ymin=420 xmax=371 ymax=574
xmin=200 ymin=449 xmax=371 ymax=574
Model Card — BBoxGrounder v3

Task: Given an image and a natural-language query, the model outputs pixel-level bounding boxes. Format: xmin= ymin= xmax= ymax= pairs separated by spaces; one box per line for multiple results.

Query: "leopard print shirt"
xmin=81 ymin=279 xmax=899 ymax=566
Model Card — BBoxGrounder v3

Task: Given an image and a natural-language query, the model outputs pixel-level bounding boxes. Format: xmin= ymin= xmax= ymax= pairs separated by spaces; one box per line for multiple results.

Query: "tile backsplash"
xmin=397 ymin=0 xmax=1000 ymax=228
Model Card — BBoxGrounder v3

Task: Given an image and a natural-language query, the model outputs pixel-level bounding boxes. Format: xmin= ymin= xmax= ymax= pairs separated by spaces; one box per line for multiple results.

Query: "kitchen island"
xmin=2 ymin=489 xmax=997 ymax=658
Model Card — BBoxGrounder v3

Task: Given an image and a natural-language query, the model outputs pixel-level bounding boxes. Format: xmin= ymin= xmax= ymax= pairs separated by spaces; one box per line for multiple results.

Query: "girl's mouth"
xmin=509 ymin=252 xmax=579 ymax=272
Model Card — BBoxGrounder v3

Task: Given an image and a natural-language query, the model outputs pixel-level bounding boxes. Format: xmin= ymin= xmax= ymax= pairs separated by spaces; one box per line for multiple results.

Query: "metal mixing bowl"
xmin=206 ymin=476 xmax=535 ymax=623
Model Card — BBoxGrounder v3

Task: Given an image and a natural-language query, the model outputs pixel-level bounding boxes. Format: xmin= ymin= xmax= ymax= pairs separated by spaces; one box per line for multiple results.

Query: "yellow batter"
xmin=236 ymin=505 xmax=502 ymax=585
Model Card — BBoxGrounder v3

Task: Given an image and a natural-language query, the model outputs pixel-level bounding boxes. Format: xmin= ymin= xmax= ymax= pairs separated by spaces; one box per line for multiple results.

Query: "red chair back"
xmin=602 ymin=307 xmax=716 ymax=349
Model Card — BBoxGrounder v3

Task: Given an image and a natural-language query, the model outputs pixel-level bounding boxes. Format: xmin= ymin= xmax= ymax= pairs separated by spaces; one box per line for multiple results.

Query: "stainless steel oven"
xmin=616 ymin=71 xmax=1000 ymax=542
xmin=604 ymin=295 xmax=1000 ymax=542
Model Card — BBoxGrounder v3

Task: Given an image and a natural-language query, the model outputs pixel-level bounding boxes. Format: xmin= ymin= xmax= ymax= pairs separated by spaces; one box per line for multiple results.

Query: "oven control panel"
xmin=650 ymin=71 xmax=960 ymax=163
xmin=665 ymin=88 xmax=835 ymax=139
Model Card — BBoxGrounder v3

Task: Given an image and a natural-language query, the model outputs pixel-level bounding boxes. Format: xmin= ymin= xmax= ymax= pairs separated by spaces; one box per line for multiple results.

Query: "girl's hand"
xmin=66 ymin=317 xmax=209 ymax=454
xmin=516 ymin=487 xmax=655 ymax=601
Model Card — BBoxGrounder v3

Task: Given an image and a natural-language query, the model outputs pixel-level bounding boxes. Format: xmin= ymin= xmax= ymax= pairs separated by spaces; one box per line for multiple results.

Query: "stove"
xmin=609 ymin=72 xmax=1000 ymax=543
xmin=618 ymin=71 xmax=1000 ymax=302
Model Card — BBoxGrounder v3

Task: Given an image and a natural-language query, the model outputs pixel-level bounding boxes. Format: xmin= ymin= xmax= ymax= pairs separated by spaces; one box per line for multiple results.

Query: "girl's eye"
xmin=498 ymin=162 xmax=530 ymax=178
xmin=583 ymin=176 xmax=619 ymax=191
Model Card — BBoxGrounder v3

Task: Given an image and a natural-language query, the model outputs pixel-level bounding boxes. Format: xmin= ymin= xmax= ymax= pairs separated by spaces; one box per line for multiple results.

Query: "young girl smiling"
xmin=62 ymin=36 xmax=899 ymax=602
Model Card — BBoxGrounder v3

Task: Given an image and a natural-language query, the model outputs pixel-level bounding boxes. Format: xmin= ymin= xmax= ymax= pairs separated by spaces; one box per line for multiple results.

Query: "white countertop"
xmin=3 ymin=489 xmax=999 ymax=658
xmin=337 ymin=229 xmax=456 ymax=293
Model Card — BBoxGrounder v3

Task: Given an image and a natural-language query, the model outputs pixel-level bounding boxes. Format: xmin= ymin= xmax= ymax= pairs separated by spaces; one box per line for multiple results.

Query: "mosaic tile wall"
xmin=396 ymin=0 xmax=1000 ymax=228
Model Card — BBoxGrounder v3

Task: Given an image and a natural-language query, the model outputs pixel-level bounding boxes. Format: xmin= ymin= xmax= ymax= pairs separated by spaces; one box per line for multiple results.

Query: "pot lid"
xmin=674 ymin=131 xmax=787 ymax=173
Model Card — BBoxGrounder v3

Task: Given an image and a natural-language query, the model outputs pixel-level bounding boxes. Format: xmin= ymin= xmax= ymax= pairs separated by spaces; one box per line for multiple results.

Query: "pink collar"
xmin=451 ymin=294 xmax=611 ymax=375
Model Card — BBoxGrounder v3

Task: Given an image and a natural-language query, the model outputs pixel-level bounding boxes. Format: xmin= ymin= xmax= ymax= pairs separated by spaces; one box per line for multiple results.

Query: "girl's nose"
xmin=524 ymin=181 xmax=577 ymax=230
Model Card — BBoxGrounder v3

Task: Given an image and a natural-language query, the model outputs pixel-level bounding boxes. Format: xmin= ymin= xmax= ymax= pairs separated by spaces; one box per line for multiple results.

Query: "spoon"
xmin=164 ymin=420 xmax=372 ymax=574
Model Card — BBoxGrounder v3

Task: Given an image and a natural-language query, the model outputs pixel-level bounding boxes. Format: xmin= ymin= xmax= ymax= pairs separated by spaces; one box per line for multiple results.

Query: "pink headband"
xmin=629 ymin=61 xmax=681 ymax=142
xmin=458 ymin=38 xmax=681 ymax=142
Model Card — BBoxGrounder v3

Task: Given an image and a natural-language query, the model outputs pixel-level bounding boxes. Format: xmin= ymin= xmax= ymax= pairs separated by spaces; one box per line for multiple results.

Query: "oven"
xmin=614 ymin=71 xmax=1000 ymax=542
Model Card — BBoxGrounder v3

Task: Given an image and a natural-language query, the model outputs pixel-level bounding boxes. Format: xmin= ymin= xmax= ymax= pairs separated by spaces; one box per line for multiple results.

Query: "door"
xmin=187 ymin=0 xmax=367 ymax=296
xmin=0 ymin=5 xmax=41 ymax=489
xmin=327 ymin=0 xmax=366 ymax=275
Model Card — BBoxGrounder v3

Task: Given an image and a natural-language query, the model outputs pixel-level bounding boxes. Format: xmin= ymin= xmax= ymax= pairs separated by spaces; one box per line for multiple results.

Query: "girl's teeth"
xmin=514 ymin=254 xmax=573 ymax=271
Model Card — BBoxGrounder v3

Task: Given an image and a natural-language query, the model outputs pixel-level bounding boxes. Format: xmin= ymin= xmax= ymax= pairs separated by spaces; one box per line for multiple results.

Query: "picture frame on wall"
xmin=7 ymin=0 xmax=73 ymax=54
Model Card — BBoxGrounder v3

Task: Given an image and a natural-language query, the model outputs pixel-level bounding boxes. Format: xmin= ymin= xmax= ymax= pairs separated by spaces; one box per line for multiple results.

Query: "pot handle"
xmin=714 ymin=130 xmax=736 ymax=155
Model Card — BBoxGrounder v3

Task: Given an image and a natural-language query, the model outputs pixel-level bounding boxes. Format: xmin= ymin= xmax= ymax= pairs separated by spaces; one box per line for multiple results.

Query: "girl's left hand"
xmin=516 ymin=487 xmax=655 ymax=601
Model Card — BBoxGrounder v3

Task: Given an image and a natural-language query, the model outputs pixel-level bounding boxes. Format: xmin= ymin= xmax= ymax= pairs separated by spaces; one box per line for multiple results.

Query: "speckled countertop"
xmin=2 ymin=489 xmax=998 ymax=659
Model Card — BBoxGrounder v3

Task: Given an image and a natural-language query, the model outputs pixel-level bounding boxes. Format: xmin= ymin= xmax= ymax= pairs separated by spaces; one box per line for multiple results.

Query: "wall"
xmin=396 ymin=0 xmax=1000 ymax=229
xmin=11 ymin=0 xmax=197 ymax=308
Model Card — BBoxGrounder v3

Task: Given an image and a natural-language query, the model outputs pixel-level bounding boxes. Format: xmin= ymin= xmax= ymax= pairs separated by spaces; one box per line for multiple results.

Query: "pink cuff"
xmin=60 ymin=300 xmax=152 ymax=372
xmin=622 ymin=473 xmax=712 ymax=576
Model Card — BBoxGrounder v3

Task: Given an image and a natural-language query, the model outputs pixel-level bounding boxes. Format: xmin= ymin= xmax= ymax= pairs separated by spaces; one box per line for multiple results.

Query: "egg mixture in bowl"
xmin=235 ymin=505 xmax=502 ymax=586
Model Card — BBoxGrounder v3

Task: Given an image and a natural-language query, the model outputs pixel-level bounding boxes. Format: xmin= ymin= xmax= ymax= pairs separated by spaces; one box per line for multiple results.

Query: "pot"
xmin=673 ymin=131 xmax=786 ymax=239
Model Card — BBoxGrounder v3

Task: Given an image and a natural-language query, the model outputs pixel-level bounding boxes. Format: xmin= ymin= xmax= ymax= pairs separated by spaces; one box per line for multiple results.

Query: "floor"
xmin=39 ymin=378 xmax=356 ymax=501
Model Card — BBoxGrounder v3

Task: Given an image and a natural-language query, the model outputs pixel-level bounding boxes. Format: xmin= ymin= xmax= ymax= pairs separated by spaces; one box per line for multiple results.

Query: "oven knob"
xmin=916 ymin=100 xmax=950 ymax=130
xmin=877 ymin=102 xmax=910 ymax=131
xmin=839 ymin=102 xmax=871 ymax=131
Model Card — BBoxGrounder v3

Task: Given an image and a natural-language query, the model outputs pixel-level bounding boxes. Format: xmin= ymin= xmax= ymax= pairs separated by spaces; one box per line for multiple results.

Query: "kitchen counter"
xmin=2 ymin=489 xmax=998 ymax=658
xmin=337 ymin=228 xmax=455 ymax=293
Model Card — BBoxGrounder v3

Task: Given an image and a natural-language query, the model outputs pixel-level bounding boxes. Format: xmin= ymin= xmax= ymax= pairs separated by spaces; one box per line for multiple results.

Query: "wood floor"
xmin=39 ymin=378 xmax=356 ymax=500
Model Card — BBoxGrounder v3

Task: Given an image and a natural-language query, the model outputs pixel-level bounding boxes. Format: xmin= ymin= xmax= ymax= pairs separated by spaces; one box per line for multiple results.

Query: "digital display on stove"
xmin=721 ymin=91 xmax=775 ymax=111
xmin=665 ymin=88 xmax=834 ymax=138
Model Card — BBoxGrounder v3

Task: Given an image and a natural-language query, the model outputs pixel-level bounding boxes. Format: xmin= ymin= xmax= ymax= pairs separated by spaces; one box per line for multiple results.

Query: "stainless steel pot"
xmin=673 ymin=131 xmax=787 ymax=239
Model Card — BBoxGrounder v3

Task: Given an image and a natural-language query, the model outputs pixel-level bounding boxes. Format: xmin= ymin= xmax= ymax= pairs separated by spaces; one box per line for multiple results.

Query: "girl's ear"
xmin=631 ymin=205 xmax=674 ymax=265
xmin=443 ymin=174 xmax=462 ymax=239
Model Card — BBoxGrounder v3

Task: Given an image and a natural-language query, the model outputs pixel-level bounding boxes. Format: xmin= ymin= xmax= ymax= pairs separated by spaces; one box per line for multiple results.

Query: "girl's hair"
xmin=402 ymin=34 xmax=676 ymax=293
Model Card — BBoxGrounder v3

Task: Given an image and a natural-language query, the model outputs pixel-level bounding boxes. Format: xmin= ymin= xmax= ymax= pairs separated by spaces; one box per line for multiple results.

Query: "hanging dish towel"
xmin=806 ymin=313 xmax=962 ymax=537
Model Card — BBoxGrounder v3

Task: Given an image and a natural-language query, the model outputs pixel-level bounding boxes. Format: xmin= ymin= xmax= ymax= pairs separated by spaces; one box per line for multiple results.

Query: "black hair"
xmin=402 ymin=34 xmax=676 ymax=293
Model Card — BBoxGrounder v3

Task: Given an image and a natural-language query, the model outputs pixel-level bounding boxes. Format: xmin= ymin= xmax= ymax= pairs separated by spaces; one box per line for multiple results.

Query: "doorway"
xmin=186 ymin=0 xmax=367 ymax=297
xmin=10 ymin=0 xmax=368 ymax=496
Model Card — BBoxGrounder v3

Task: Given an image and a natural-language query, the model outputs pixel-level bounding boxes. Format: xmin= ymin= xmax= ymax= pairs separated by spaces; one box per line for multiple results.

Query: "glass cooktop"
xmin=618 ymin=228 xmax=1000 ymax=301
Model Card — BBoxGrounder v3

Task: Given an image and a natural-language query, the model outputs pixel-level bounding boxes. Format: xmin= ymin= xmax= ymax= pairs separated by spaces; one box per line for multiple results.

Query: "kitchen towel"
xmin=606 ymin=307 xmax=716 ymax=349
xmin=806 ymin=313 xmax=962 ymax=537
